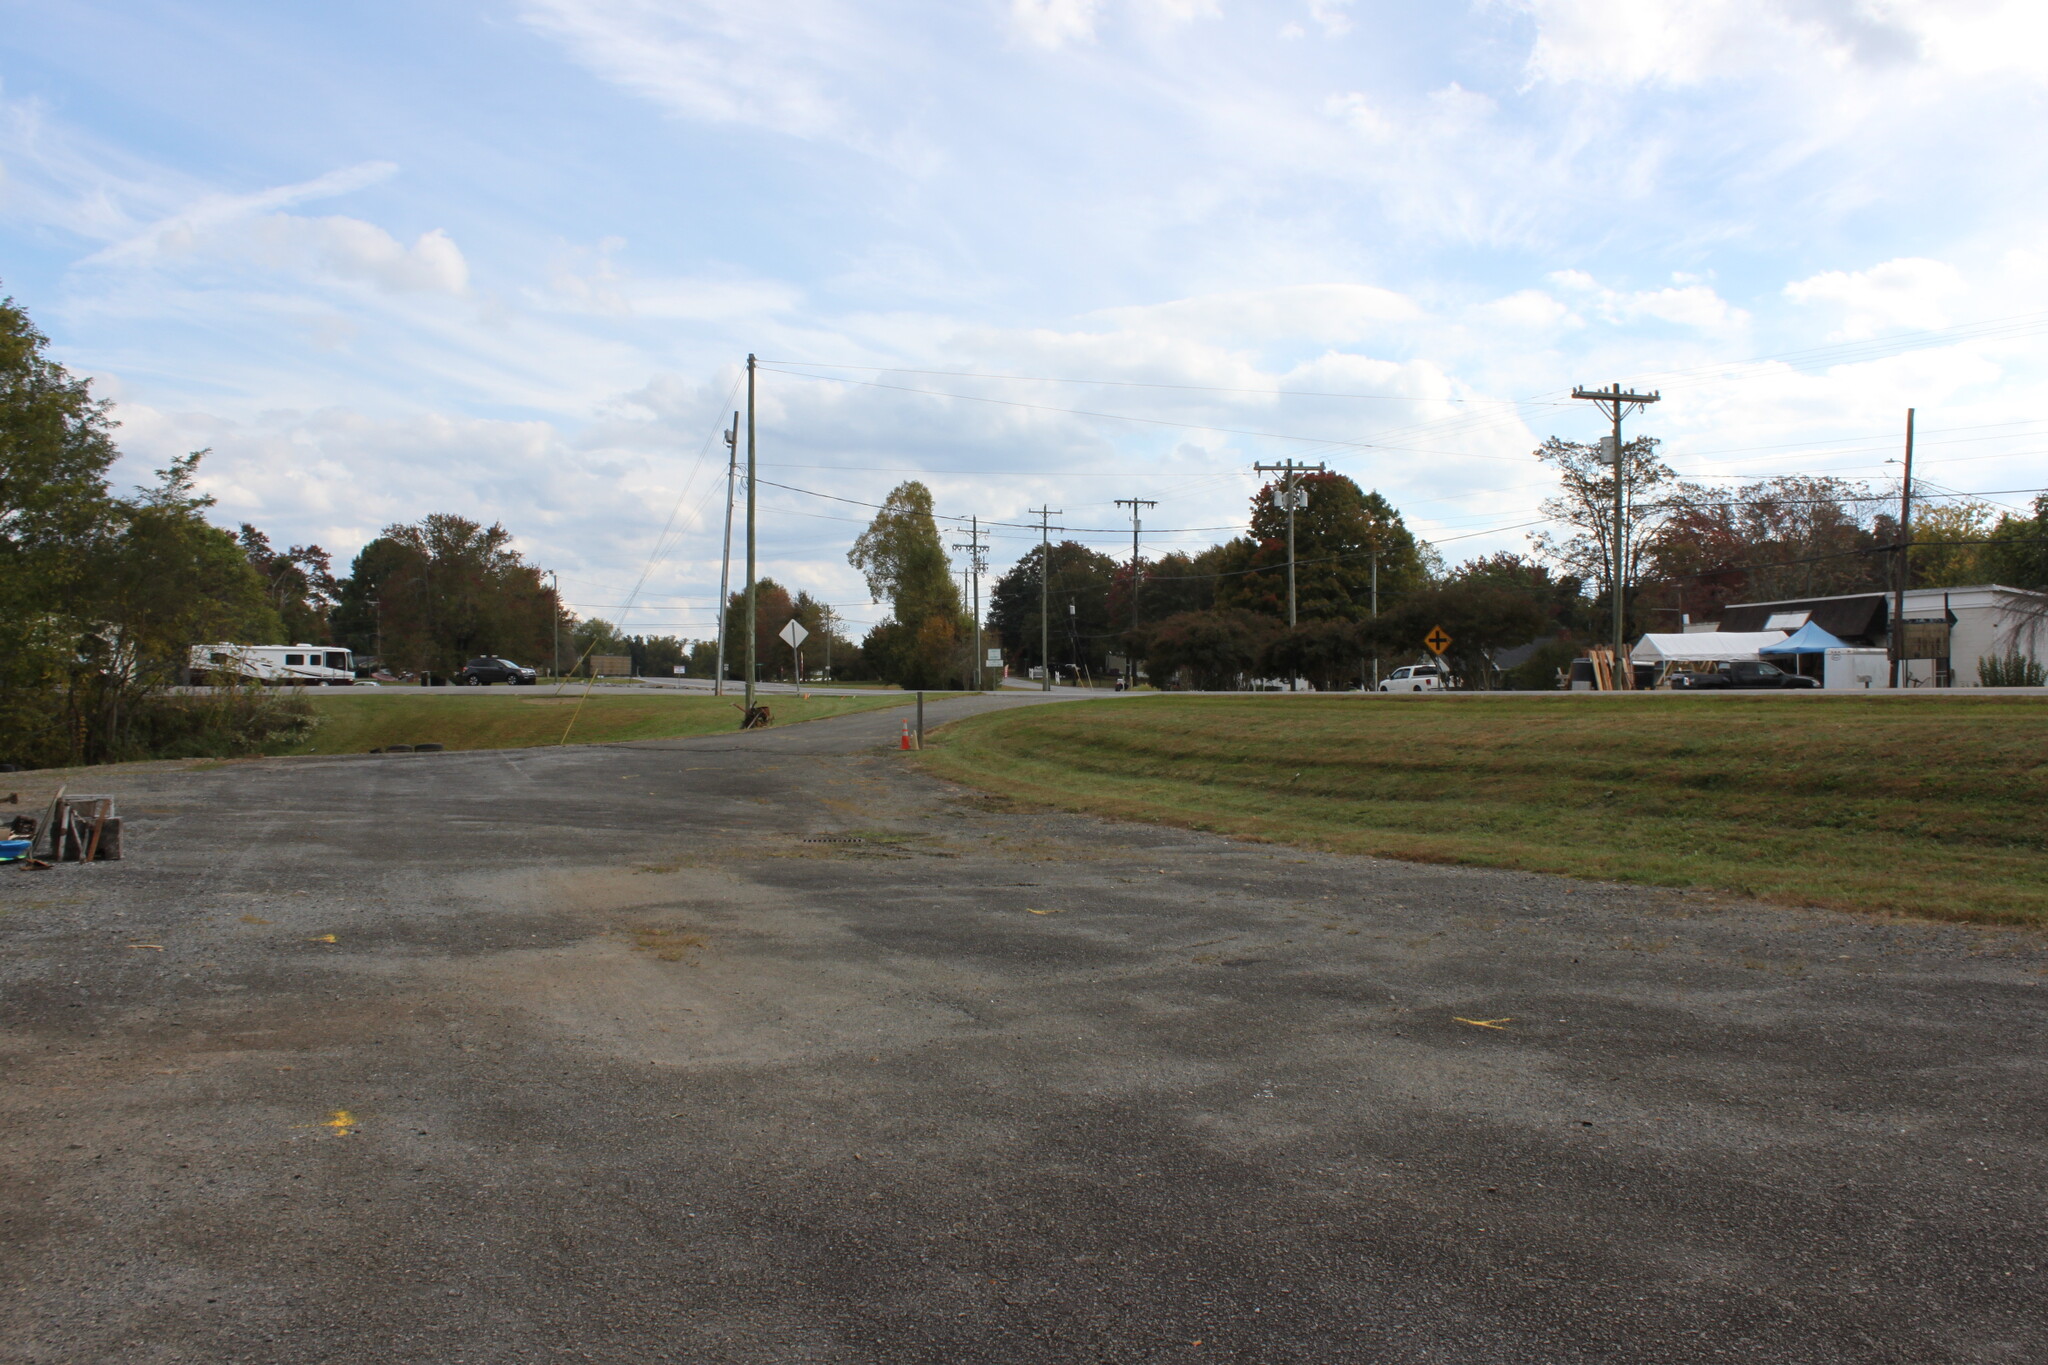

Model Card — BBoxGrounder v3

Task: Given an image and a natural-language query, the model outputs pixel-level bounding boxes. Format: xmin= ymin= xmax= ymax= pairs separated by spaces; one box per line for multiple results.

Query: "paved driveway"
xmin=2 ymin=694 xmax=2042 ymax=1363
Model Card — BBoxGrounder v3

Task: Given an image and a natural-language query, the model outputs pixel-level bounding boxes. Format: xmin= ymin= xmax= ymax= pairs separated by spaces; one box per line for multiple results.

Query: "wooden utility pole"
xmin=952 ymin=517 xmax=988 ymax=691
xmin=1114 ymin=496 xmax=1156 ymax=688
xmin=1113 ymin=497 xmax=1157 ymax=635
xmin=715 ymin=411 xmax=738 ymax=696
xmin=744 ymin=357 xmax=758 ymax=714
xmin=1252 ymin=461 xmax=1326 ymax=629
xmin=1891 ymin=408 xmax=1916 ymax=689
xmin=544 ymin=573 xmax=558 ymax=680
xmin=1032 ymin=507 xmax=1062 ymax=691
xmin=1569 ymin=383 xmax=1662 ymax=662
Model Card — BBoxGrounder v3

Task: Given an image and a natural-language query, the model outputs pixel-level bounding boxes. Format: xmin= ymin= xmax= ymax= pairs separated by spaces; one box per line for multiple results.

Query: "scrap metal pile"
xmin=1 ymin=788 xmax=124 ymax=869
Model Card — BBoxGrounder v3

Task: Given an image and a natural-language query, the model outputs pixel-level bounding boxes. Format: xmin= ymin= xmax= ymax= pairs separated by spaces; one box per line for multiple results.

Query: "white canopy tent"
xmin=1631 ymin=631 xmax=1790 ymax=664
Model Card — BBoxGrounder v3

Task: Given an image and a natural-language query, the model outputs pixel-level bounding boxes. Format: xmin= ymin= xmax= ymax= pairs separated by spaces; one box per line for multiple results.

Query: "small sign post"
xmin=1424 ymin=626 xmax=1452 ymax=656
xmin=778 ymin=619 xmax=809 ymax=683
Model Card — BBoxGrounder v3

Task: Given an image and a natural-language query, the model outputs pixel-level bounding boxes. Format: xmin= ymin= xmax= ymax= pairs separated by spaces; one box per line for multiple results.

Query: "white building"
xmin=1716 ymin=585 xmax=2046 ymax=687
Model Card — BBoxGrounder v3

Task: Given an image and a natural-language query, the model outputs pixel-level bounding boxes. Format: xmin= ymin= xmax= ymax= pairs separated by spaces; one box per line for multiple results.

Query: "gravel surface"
xmin=2 ymin=692 xmax=2043 ymax=1363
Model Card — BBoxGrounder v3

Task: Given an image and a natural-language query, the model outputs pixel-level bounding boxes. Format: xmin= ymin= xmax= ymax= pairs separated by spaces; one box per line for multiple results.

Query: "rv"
xmin=190 ymin=644 xmax=356 ymax=686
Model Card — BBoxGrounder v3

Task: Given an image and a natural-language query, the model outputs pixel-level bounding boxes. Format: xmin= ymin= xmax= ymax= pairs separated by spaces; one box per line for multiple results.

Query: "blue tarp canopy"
xmin=1759 ymin=620 xmax=1849 ymax=655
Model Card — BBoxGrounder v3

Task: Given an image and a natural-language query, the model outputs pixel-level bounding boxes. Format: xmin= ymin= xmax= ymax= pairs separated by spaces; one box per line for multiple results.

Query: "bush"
xmin=1977 ymin=650 xmax=2047 ymax=687
xmin=1140 ymin=610 xmax=1281 ymax=690
xmin=0 ymin=681 xmax=316 ymax=769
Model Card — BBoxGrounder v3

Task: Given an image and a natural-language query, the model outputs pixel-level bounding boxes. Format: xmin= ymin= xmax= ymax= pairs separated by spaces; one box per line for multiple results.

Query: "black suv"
xmin=456 ymin=657 xmax=538 ymax=686
xmin=1670 ymin=660 xmax=1820 ymax=690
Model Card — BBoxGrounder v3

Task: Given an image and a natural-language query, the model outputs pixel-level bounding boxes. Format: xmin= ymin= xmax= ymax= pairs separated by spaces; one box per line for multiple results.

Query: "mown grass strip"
xmin=295 ymin=691 xmax=914 ymax=755
xmin=920 ymin=694 xmax=2048 ymax=926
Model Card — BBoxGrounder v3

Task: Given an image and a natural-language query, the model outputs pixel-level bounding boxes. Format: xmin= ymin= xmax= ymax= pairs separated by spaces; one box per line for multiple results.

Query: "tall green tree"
xmin=987 ymin=540 xmax=1120 ymax=675
xmin=239 ymin=524 xmax=337 ymax=643
xmin=1 ymin=293 xmax=292 ymax=765
xmin=1214 ymin=473 xmax=1425 ymax=622
xmin=721 ymin=579 xmax=798 ymax=680
xmin=1985 ymin=495 xmax=2048 ymax=591
xmin=848 ymin=481 xmax=966 ymax=688
xmin=0 ymin=291 xmax=122 ymax=756
xmin=337 ymin=514 xmax=558 ymax=677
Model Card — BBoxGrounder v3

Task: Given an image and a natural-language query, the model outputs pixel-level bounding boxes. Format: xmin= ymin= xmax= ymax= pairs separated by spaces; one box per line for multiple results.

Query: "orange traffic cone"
xmin=900 ymin=720 xmax=913 ymax=751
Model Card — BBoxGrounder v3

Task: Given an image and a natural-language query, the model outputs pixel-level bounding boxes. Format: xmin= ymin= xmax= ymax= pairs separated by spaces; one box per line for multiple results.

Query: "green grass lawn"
xmin=920 ymin=694 xmax=2048 ymax=926
xmin=295 ymin=690 xmax=916 ymax=756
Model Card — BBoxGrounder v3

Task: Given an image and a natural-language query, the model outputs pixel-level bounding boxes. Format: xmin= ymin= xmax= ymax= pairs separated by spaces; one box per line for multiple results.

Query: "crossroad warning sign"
xmin=1424 ymin=626 xmax=1452 ymax=655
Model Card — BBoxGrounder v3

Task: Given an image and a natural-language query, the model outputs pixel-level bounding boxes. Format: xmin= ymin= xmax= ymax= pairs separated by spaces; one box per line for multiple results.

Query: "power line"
xmin=758 ymin=366 xmax=1540 ymax=463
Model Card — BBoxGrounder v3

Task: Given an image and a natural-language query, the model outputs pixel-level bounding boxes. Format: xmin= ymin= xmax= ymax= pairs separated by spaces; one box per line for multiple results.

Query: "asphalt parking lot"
xmin=2 ymin=692 xmax=2043 ymax=1363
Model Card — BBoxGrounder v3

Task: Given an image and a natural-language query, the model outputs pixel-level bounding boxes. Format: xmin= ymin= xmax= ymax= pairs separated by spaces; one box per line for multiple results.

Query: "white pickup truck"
xmin=1379 ymin=662 xmax=1450 ymax=693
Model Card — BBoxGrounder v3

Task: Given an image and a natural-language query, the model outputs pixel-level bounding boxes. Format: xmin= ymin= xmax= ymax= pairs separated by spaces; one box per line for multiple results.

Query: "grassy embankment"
xmin=292 ymin=690 xmax=917 ymax=756
xmin=921 ymin=694 xmax=2048 ymax=925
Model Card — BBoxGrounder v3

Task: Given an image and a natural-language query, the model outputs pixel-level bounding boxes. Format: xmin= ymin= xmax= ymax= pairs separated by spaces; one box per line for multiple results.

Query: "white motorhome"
xmin=190 ymin=644 xmax=356 ymax=686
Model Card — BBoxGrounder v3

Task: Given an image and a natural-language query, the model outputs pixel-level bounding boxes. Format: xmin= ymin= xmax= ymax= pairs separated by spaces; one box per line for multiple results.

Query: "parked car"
xmin=1669 ymin=660 xmax=1820 ymax=690
xmin=1380 ymin=663 xmax=1450 ymax=693
xmin=456 ymin=657 xmax=538 ymax=686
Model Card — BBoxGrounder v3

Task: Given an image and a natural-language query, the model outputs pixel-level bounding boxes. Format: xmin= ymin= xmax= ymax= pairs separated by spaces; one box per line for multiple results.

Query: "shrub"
xmin=1977 ymin=650 xmax=2047 ymax=688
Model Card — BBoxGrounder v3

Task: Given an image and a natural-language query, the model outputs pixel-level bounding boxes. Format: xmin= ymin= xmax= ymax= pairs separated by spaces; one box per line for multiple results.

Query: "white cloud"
xmin=520 ymin=0 xmax=871 ymax=143
xmin=1547 ymin=269 xmax=1747 ymax=331
xmin=1512 ymin=0 xmax=2048 ymax=89
xmin=1010 ymin=0 xmax=1102 ymax=49
xmin=1093 ymin=284 xmax=1422 ymax=344
xmin=1782 ymin=256 xmax=1966 ymax=339
xmin=84 ymin=163 xmax=398 ymax=265
xmin=1309 ymin=0 xmax=1356 ymax=37
xmin=1322 ymin=92 xmax=1392 ymax=140
xmin=1474 ymin=289 xmax=1580 ymax=330
xmin=248 ymin=218 xmax=469 ymax=295
xmin=540 ymin=246 xmax=800 ymax=321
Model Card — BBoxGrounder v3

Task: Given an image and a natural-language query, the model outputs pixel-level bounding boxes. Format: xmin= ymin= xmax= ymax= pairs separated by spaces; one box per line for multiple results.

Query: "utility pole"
xmin=1031 ymin=507 xmax=1062 ymax=691
xmin=1892 ymin=408 xmax=1916 ymax=689
xmin=715 ymin=411 xmax=738 ymax=696
xmin=744 ymin=356 xmax=758 ymax=714
xmin=1113 ymin=497 xmax=1157 ymax=635
xmin=821 ymin=605 xmax=835 ymax=680
xmin=952 ymin=517 xmax=988 ymax=692
xmin=1252 ymin=461 xmax=1326 ymax=629
xmin=1569 ymin=383 xmax=1662 ymax=662
xmin=1370 ymin=555 xmax=1378 ymax=688
xmin=545 ymin=571 xmax=559 ymax=680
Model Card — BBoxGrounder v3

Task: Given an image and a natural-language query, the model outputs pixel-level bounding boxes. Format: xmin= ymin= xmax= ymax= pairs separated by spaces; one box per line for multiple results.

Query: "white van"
xmin=190 ymin=644 xmax=356 ymax=686
xmin=1379 ymin=663 xmax=1449 ymax=693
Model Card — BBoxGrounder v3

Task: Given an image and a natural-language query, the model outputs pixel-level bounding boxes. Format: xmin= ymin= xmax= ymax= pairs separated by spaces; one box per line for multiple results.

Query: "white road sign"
xmin=778 ymin=620 xmax=810 ymax=648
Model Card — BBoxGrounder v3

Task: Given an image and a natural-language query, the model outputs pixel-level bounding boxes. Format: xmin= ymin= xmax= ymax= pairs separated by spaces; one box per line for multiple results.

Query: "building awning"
xmin=1721 ymin=594 xmax=1887 ymax=642
xmin=1631 ymin=631 xmax=1790 ymax=663
xmin=1759 ymin=621 xmax=1851 ymax=655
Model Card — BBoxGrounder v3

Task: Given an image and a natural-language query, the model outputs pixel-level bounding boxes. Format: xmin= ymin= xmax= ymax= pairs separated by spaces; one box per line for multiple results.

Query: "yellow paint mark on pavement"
xmin=1454 ymin=1017 xmax=1513 ymax=1030
xmin=1025 ymin=908 xmax=1064 ymax=915
xmin=308 ymin=934 xmax=338 ymax=944
xmin=324 ymin=1110 xmax=357 ymax=1136
xmin=240 ymin=915 xmax=271 ymax=925
xmin=126 ymin=943 xmax=164 ymax=950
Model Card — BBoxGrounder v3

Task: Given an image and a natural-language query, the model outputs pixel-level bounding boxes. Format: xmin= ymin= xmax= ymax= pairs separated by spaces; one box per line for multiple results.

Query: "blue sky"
xmin=4 ymin=0 xmax=2046 ymax=639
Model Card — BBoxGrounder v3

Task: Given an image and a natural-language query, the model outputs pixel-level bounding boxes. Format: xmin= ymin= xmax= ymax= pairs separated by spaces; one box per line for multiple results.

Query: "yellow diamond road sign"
xmin=1424 ymin=626 xmax=1452 ymax=655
